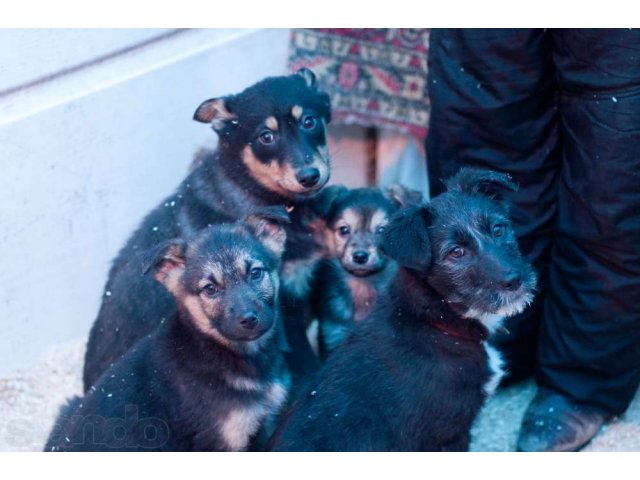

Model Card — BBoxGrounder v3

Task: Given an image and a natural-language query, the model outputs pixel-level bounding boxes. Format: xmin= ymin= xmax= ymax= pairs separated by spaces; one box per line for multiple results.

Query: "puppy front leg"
xmin=313 ymin=261 xmax=354 ymax=359
xmin=319 ymin=317 xmax=351 ymax=356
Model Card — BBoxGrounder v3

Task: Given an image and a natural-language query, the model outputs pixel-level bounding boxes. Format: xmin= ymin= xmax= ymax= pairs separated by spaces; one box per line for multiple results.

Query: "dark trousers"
xmin=426 ymin=29 xmax=640 ymax=415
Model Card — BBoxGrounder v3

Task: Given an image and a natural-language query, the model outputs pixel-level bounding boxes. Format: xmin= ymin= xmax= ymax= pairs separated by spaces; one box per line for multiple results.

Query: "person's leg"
xmin=519 ymin=28 xmax=640 ymax=451
xmin=426 ymin=28 xmax=559 ymax=382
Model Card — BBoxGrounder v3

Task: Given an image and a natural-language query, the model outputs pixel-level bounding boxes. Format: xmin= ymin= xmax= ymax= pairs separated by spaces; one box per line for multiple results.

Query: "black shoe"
xmin=516 ymin=387 xmax=610 ymax=452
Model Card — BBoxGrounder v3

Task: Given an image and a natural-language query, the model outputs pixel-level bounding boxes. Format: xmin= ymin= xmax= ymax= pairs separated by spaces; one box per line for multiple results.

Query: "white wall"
xmin=0 ymin=28 xmax=291 ymax=375
xmin=0 ymin=29 xmax=173 ymax=93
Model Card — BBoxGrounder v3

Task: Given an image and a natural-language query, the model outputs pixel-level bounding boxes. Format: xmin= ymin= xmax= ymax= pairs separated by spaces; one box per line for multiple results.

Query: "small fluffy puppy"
xmin=46 ymin=210 xmax=290 ymax=452
xmin=310 ymin=184 xmax=422 ymax=356
xmin=268 ymin=169 xmax=537 ymax=451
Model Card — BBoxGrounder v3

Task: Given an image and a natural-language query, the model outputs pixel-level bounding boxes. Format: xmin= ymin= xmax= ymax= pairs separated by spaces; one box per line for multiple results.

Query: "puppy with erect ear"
xmin=46 ymin=215 xmax=291 ymax=452
xmin=144 ymin=209 xmax=290 ymax=350
xmin=267 ymin=168 xmax=537 ymax=452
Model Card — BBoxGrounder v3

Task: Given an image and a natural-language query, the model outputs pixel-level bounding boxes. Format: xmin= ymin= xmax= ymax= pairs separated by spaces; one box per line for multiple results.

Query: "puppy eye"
xmin=448 ymin=246 xmax=465 ymax=259
xmin=376 ymin=225 xmax=386 ymax=235
xmin=301 ymin=115 xmax=317 ymax=130
xmin=202 ymin=283 xmax=222 ymax=297
xmin=338 ymin=226 xmax=350 ymax=236
xmin=492 ymin=224 xmax=506 ymax=237
xmin=249 ymin=267 xmax=264 ymax=281
xmin=258 ymin=130 xmax=276 ymax=145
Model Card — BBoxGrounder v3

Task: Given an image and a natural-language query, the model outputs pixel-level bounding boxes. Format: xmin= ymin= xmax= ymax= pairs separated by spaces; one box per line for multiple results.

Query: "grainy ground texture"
xmin=1 ymin=338 xmax=638 ymax=452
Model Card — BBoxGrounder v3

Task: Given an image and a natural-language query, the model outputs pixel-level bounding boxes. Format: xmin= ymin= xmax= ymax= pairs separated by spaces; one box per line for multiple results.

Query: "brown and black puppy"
xmin=310 ymin=184 xmax=422 ymax=357
xmin=83 ymin=69 xmax=332 ymax=390
xmin=46 ymin=210 xmax=290 ymax=452
xmin=268 ymin=169 xmax=537 ymax=451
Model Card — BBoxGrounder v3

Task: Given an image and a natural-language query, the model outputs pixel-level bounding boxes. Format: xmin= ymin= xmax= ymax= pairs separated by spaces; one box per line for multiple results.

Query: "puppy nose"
xmin=353 ymin=251 xmax=369 ymax=264
xmin=296 ymin=167 xmax=320 ymax=188
xmin=239 ymin=311 xmax=259 ymax=330
xmin=501 ymin=271 xmax=522 ymax=291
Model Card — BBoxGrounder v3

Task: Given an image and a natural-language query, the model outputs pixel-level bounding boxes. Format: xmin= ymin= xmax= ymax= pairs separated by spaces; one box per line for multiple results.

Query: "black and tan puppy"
xmin=310 ymin=184 xmax=422 ymax=357
xmin=268 ymin=169 xmax=537 ymax=451
xmin=83 ymin=69 xmax=332 ymax=390
xmin=46 ymin=211 xmax=290 ymax=452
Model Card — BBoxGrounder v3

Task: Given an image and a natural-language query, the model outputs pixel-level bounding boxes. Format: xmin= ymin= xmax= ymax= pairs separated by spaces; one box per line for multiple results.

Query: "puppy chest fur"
xmin=220 ymin=381 xmax=289 ymax=451
xmin=346 ymin=277 xmax=378 ymax=321
xmin=482 ymin=343 xmax=505 ymax=396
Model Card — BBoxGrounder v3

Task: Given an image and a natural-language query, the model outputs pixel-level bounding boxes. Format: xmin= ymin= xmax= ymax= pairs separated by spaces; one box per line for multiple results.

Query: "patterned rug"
xmin=288 ymin=28 xmax=431 ymax=140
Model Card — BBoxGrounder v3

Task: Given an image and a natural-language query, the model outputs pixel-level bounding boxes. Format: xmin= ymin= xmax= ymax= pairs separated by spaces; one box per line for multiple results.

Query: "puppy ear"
xmin=244 ymin=206 xmax=291 ymax=258
xmin=294 ymin=68 xmax=332 ymax=123
xmin=296 ymin=67 xmax=316 ymax=88
xmin=193 ymin=97 xmax=237 ymax=130
xmin=309 ymin=184 xmax=348 ymax=219
xmin=445 ymin=168 xmax=518 ymax=201
xmin=380 ymin=205 xmax=433 ymax=271
xmin=142 ymin=239 xmax=187 ymax=290
xmin=383 ymin=184 xmax=424 ymax=209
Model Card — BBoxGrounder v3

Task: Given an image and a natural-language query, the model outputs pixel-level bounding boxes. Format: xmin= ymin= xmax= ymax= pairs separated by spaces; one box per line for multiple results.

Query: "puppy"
xmin=310 ymin=184 xmax=422 ymax=357
xmin=46 ymin=211 xmax=291 ymax=451
xmin=268 ymin=168 xmax=537 ymax=451
xmin=83 ymin=68 xmax=332 ymax=390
